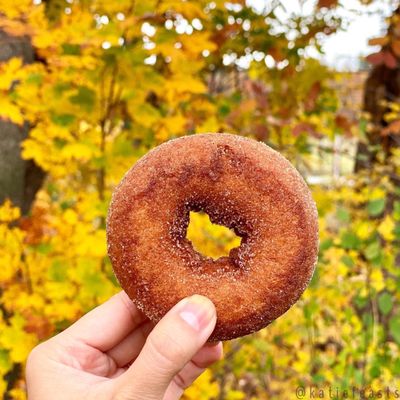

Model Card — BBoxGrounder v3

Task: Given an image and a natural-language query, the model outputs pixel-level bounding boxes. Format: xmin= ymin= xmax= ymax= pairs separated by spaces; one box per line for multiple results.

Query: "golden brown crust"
xmin=107 ymin=133 xmax=319 ymax=341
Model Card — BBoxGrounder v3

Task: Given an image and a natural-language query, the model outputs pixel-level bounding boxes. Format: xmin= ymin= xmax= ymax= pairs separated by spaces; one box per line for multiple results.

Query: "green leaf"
xmin=378 ymin=292 xmax=393 ymax=316
xmin=132 ymin=103 xmax=161 ymax=127
xmin=62 ymin=43 xmax=81 ymax=55
xmin=60 ymin=200 xmax=75 ymax=210
xmin=34 ymin=243 xmax=53 ymax=255
xmin=340 ymin=231 xmax=361 ymax=250
xmin=253 ymin=339 xmax=269 ymax=352
xmin=364 ymin=241 xmax=381 ymax=261
xmin=319 ymin=238 xmax=333 ymax=251
xmin=369 ymin=364 xmax=381 ymax=379
xmin=51 ymin=113 xmax=76 ymax=126
xmin=69 ymin=86 xmax=96 ymax=111
xmin=354 ymin=368 xmax=364 ymax=386
xmin=389 ymin=316 xmax=400 ymax=344
xmin=312 ymin=374 xmax=325 ymax=384
xmin=363 ymin=313 xmax=373 ymax=327
xmin=53 ymin=82 xmax=72 ymax=96
xmin=218 ymin=103 xmax=231 ymax=117
xmin=0 ymin=349 xmax=11 ymax=374
xmin=394 ymin=359 xmax=400 ymax=375
xmin=394 ymin=224 xmax=400 ymax=240
xmin=26 ymin=73 xmax=43 ymax=85
xmin=112 ymin=136 xmax=133 ymax=157
xmin=359 ymin=117 xmax=368 ymax=138
xmin=394 ymin=201 xmax=400 ymax=220
xmin=93 ymin=156 xmax=106 ymax=168
xmin=353 ymin=295 xmax=368 ymax=308
xmin=135 ymin=0 xmax=161 ymax=17
xmin=309 ymin=268 xmax=319 ymax=287
xmin=54 ymin=138 xmax=67 ymax=149
xmin=341 ymin=254 xmax=354 ymax=267
xmin=303 ymin=300 xmax=318 ymax=320
xmin=337 ymin=207 xmax=350 ymax=222
xmin=47 ymin=259 xmax=67 ymax=282
xmin=367 ymin=198 xmax=385 ymax=217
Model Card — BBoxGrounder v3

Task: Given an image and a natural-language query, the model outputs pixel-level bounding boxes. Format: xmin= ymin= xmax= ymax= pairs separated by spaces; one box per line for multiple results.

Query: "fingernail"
xmin=205 ymin=340 xmax=221 ymax=347
xmin=178 ymin=295 xmax=215 ymax=332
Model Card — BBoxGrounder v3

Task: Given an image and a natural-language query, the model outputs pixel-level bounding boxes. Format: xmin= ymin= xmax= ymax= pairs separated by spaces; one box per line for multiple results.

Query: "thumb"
xmin=114 ymin=295 xmax=217 ymax=400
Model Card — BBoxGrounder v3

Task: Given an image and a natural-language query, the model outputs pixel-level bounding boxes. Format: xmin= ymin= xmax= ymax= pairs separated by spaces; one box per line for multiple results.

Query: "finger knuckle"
xmin=147 ymin=330 xmax=187 ymax=369
xmin=26 ymin=342 xmax=48 ymax=379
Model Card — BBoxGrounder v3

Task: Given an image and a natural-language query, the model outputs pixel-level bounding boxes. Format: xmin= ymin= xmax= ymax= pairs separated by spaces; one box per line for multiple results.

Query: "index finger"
xmin=59 ymin=291 xmax=148 ymax=351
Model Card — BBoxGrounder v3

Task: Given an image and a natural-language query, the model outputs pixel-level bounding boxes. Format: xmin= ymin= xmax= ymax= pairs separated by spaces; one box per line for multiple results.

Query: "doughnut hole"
xmin=186 ymin=210 xmax=242 ymax=260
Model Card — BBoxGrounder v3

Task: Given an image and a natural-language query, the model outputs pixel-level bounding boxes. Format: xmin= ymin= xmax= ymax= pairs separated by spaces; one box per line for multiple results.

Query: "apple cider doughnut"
xmin=106 ymin=133 xmax=319 ymax=341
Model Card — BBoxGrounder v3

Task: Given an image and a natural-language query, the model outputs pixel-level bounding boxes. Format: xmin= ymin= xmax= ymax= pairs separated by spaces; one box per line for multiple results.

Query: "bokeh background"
xmin=1 ymin=0 xmax=400 ymax=398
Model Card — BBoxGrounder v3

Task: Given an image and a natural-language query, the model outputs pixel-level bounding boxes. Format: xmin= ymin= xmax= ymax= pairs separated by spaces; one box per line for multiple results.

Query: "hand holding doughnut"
xmin=107 ymin=133 xmax=319 ymax=341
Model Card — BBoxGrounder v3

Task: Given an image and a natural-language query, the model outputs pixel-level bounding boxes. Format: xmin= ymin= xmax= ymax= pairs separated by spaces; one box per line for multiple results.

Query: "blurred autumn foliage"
xmin=1 ymin=0 xmax=400 ymax=399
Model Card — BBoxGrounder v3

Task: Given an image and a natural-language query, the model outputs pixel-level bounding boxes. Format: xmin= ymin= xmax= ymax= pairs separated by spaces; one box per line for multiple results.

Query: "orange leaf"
xmin=25 ymin=314 xmax=54 ymax=341
xmin=269 ymin=46 xmax=285 ymax=62
xmin=304 ymin=82 xmax=321 ymax=112
xmin=317 ymin=0 xmax=338 ymax=8
xmin=368 ymin=37 xmax=388 ymax=47
xmin=392 ymin=40 xmax=400 ymax=57
xmin=382 ymin=120 xmax=400 ymax=136
xmin=253 ymin=124 xmax=269 ymax=141
xmin=335 ymin=113 xmax=353 ymax=134
xmin=292 ymin=122 xmax=318 ymax=137
xmin=19 ymin=204 xmax=50 ymax=245
xmin=0 ymin=16 xmax=34 ymax=37
xmin=384 ymin=51 xmax=397 ymax=69
xmin=366 ymin=51 xmax=384 ymax=66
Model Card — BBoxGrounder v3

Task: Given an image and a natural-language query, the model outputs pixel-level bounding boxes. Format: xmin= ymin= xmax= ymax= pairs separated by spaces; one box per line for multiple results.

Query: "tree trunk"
xmin=0 ymin=30 xmax=45 ymax=214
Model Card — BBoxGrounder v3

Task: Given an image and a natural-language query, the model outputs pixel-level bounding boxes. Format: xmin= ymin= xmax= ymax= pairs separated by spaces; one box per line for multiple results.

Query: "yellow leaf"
xmin=378 ymin=215 xmax=395 ymax=241
xmin=292 ymin=350 xmax=310 ymax=373
xmin=155 ymin=126 xmax=170 ymax=142
xmin=389 ymin=102 xmax=400 ymax=113
xmin=370 ymin=269 xmax=385 ymax=292
xmin=0 ymin=98 xmax=24 ymax=125
xmin=0 ymin=314 xmax=37 ymax=363
xmin=168 ymin=74 xmax=206 ymax=94
xmin=44 ymin=301 xmax=81 ymax=322
xmin=0 ymin=200 xmax=21 ymax=222
xmin=369 ymin=187 xmax=386 ymax=200
xmin=158 ymin=0 xmax=206 ymax=19
xmin=225 ymin=391 xmax=246 ymax=400
xmin=32 ymin=31 xmax=56 ymax=50
xmin=187 ymin=211 xmax=241 ymax=259
xmin=184 ymin=369 xmax=219 ymax=399
xmin=162 ymin=113 xmax=187 ymax=135
xmin=180 ymin=32 xmax=217 ymax=55
xmin=131 ymin=103 xmax=161 ymax=128
xmin=350 ymin=315 xmax=362 ymax=333
xmin=75 ymin=230 xmax=106 ymax=258
xmin=9 ymin=388 xmax=27 ymax=400
xmin=195 ymin=116 xmax=220 ymax=133
xmin=0 ymin=57 xmax=23 ymax=90
xmin=63 ymin=209 xmax=79 ymax=225
xmin=61 ymin=142 xmax=98 ymax=161
xmin=0 ymin=0 xmax=32 ymax=19
xmin=5 ymin=292 xmax=45 ymax=313
xmin=355 ymin=221 xmax=373 ymax=240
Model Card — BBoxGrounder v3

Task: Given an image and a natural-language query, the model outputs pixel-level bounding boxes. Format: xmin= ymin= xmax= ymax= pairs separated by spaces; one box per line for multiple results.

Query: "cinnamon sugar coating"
xmin=107 ymin=133 xmax=319 ymax=341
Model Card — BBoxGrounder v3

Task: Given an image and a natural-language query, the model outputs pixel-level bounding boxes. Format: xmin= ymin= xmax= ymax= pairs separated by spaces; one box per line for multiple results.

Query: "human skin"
xmin=26 ymin=292 xmax=223 ymax=400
